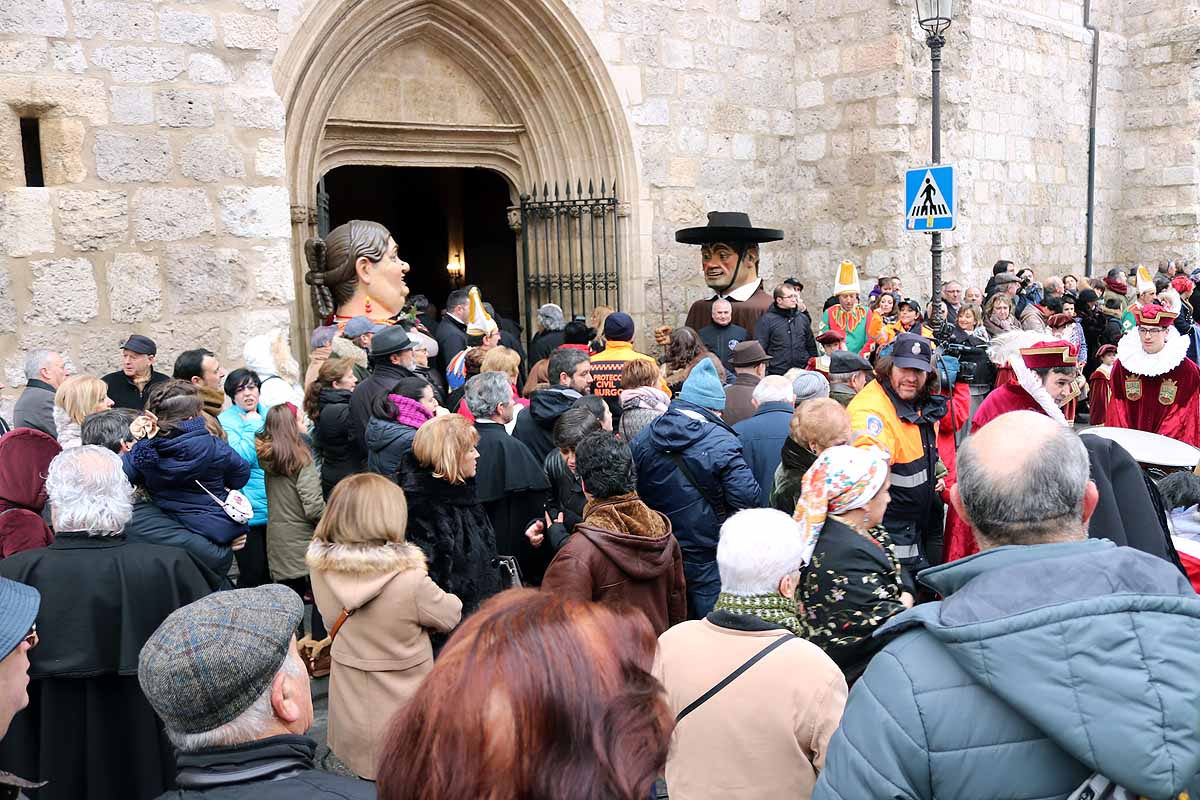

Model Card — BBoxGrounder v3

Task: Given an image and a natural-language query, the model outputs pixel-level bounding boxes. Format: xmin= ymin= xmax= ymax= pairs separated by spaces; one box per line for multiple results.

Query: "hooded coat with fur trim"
xmin=541 ymin=493 xmax=686 ymax=634
xmin=307 ymin=539 xmax=462 ymax=780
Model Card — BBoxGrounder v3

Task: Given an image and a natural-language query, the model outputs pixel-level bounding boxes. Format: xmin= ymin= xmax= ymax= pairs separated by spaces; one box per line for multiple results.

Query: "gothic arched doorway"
xmin=320 ymin=165 xmax=519 ymax=321
xmin=277 ymin=0 xmax=642 ymax=344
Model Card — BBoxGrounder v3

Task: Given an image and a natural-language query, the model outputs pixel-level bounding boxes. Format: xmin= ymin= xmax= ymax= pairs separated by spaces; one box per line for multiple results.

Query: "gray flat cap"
xmin=138 ymin=585 xmax=303 ymax=735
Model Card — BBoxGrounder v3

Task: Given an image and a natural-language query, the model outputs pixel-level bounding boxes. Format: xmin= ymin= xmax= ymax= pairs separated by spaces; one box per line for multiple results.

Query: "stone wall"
xmin=0 ymin=0 xmax=297 ymax=409
xmin=1113 ymin=0 xmax=1200 ymax=268
xmin=950 ymin=0 xmax=1097 ymax=287
xmin=561 ymin=0 xmax=803 ymax=324
xmin=565 ymin=0 xmax=1143 ymax=320
xmin=2 ymin=0 xmax=1200 ymax=417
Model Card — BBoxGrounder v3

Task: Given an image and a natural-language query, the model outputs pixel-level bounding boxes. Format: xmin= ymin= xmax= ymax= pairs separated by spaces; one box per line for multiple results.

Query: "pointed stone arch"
xmin=276 ymin=0 xmax=643 ymax=336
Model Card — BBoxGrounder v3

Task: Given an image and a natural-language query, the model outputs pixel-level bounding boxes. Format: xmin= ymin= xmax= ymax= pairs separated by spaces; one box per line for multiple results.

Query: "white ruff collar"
xmin=1009 ymin=356 xmax=1069 ymax=427
xmin=1115 ymin=326 xmax=1189 ymax=377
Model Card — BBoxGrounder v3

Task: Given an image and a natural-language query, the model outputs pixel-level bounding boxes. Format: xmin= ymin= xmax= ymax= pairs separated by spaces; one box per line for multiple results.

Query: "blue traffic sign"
xmin=905 ymin=164 xmax=956 ymax=232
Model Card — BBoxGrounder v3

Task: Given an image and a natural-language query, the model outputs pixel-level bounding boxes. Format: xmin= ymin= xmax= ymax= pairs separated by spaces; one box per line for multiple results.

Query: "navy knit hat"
xmin=603 ymin=312 xmax=635 ymax=342
xmin=138 ymin=585 xmax=304 ymax=735
xmin=679 ymin=357 xmax=726 ymax=411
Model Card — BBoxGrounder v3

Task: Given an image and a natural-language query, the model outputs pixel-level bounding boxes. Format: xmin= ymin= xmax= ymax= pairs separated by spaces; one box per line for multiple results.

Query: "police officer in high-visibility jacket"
xmin=847 ymin=333 xmax=947 ymax=591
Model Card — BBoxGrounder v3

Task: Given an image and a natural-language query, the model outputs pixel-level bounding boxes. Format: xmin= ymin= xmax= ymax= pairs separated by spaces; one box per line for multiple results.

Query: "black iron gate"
xmin=519 ymin=179 xmax=621 ymax=338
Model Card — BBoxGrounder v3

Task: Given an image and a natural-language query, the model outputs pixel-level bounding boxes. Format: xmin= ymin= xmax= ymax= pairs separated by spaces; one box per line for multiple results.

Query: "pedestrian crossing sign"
xmin=905 ymin=164 xmax=956 ymax=232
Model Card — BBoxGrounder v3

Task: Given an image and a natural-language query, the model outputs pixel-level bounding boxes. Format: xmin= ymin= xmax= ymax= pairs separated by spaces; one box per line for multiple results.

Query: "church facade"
xmin=0 ymin=0 xmax=1195 ymax=397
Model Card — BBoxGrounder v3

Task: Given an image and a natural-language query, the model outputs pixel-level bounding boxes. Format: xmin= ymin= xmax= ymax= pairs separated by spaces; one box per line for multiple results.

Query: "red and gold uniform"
xmin=1087 ymin=344 xmax=1117 ymax=426
xmin=1107 ymin=304 xmax=1200 ymax=447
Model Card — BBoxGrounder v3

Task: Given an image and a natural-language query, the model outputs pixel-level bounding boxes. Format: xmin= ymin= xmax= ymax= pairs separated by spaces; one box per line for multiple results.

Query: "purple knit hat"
xmin=388 ymin=394 xmax=434 ymax=428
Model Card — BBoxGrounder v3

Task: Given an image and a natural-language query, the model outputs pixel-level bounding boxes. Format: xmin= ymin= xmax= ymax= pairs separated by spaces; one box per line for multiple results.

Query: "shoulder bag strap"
xmin=327 ymin=608 xmax=354 ymax=642
xmin=675 ymin=633 xmax=796 ymax=724
xmin=668 ymin=451 xmax=728 ymax=523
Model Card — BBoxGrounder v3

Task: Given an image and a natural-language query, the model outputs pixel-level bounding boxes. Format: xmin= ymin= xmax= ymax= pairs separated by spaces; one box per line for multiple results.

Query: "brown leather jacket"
xmin=541 ymin=493 xmax=686 ymax=634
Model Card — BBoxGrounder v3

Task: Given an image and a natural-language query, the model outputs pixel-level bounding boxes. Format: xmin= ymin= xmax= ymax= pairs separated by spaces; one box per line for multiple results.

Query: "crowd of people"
xmin=0 ymin=213 xmax=1198 ymax=800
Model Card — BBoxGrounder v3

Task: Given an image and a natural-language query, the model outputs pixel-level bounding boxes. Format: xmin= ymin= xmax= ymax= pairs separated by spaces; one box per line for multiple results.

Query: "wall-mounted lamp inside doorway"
xmin=447 ymin=252 xmax=465 ymax=287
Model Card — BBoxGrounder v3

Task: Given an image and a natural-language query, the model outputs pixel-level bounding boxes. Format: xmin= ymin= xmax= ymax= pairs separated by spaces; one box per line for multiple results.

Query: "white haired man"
xmin=467 ymin=372 xmax=551 ymax=583
xmin=815 ymin=411 xmax=1200 ymax=800
xmin=0 ymin=447 xmax=220 ymax=800
xmin=654 ymin=508 xmax=847 ymax=799
xmin=733 ymin=376 xmax=797 ymax=506
xmin=528 ymin=303 xmax=567 ymax=366
xmin=139 ymin=585 xmax=374 ymax=798
xmin=12 ymin=349 xmax=67 ymax=437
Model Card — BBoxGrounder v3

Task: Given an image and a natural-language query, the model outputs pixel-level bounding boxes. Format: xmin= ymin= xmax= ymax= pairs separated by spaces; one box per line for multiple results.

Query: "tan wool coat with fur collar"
xmin=307 ymin=540 xmax=462 ymax=780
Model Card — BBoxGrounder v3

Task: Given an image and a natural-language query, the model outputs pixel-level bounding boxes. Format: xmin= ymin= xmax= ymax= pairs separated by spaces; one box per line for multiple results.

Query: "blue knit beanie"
xmin=679 ymin=358 xmax=726 ymax=411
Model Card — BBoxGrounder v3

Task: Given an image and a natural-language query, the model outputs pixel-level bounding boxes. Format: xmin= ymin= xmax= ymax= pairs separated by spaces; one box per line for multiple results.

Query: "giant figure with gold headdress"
xmin=820 ymin=261 xmax=884 ymax=358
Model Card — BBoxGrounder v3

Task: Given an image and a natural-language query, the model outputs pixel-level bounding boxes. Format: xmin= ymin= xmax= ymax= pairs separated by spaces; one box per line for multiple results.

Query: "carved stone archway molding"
xmin=275 ymin=0 xmax=642 ymax=340
xmin=318 ymin=120 xmax=526 ymax=188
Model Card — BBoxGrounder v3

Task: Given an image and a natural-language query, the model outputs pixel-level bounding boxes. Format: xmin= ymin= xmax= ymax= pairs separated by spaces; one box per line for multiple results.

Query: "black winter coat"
xmin=1083 ymin=434 xmax=1181 ymax=569
xmin=474 ymin=423 xmax=551 ymax=584
xmin=159 ymin=735 xmax=374 ymax=799
xmin=0 ymin=533 xmax=219 ymax=800
xmin=399 ymin=453 xmax=503 ymax=621
xmin=364 ymin=417 xmax=417 ymax=481
xmin=754 ymin=303 xmax=817 ymax=376
xmin=545 ymin=450 xmax=586 ymax=528
xmin=312 ymin=388 xmax=361 ymax=498
xmin=528 ymin=329 xmax=566 ymax=367
xmin=532 ymin=450 xmax=586 ymax=556
xmin=699 ymin=322 xmax=749 ymax=374
xmin=124 ymin=499 xmax=232 ymax=584
xmin=511 ymin=385 xmax=581 ymax=464
xmin=348 ymin=362 xmax=417 ymax=451
xmin=435 ymin=316 xmax=469 ymax=374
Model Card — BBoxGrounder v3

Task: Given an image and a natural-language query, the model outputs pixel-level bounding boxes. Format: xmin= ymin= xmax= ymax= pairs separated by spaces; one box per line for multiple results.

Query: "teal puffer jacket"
xmin=217 ymin=405 xmax=268 ymax=527
xmin=815 ymin=539 xmax=1200 ymax=800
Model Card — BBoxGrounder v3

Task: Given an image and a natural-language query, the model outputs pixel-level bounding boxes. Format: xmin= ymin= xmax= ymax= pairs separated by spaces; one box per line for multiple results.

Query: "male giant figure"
xmin=679 ymin=212 xmax=784 ymax=333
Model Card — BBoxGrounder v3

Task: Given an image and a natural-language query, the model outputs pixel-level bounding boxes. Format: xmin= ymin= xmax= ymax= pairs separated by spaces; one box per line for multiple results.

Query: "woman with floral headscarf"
xmin=794 ymin=445 xmax=910 ymax=683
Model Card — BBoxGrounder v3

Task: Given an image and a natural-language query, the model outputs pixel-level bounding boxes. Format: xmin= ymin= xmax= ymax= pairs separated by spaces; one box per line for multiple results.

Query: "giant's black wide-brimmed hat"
xmin=675 ymin=212 xmax=784 ymax=245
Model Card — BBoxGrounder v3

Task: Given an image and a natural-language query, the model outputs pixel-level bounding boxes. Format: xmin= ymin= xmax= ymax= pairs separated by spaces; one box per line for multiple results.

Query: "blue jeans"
xmin=683 ymin=558 xmax=720 ymax=619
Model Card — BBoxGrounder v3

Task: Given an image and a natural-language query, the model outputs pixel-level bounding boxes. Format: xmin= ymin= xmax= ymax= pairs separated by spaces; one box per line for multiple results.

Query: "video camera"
xmin=940 ymin=340 xmax=993 ymax=386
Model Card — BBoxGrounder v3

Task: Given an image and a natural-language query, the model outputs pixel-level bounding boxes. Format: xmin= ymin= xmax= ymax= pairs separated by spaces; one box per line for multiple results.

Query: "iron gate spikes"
xmin=519 ymin=177 xmax=621 ymax=340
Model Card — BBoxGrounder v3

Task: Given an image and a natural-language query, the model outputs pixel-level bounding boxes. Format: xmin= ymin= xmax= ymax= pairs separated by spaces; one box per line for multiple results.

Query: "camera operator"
xmin=935 ymin=303 xmax=994 ymax=437
xmin=1017 ymin=267 xmax=1043 ymax=310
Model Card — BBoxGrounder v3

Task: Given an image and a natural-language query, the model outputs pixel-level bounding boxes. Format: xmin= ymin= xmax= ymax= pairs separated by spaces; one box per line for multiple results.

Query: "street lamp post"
xmin=915 ymin=0 xmax=953 ymax=329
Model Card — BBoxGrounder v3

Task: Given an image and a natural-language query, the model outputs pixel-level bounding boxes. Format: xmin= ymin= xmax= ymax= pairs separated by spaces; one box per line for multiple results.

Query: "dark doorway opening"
xmin=320 ymin=165 xmax=518 ymax=324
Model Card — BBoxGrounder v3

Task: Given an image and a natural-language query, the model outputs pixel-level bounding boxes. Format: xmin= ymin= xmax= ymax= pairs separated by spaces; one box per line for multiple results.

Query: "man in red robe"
xmin=941 ymin=337 xmax=1080 ymax=564
xmin=1107 ymin=303 xmax=1200 ymax=447
xmin=971 ymin=337 xmax=1079 ymax=431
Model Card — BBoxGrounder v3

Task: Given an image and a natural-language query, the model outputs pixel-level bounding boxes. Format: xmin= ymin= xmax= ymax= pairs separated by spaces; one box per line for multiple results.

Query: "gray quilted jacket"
xmin=815 ymin=539 xmax=1200 ymax=800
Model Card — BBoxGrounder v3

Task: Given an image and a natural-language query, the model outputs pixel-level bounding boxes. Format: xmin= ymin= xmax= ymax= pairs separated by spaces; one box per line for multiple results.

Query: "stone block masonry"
xmin=0 ymin=0 xmax=296 ymax=393
xmin=564 ymin=0 xmax=1199 ymax=324
xmin=2 ymin=0 xmax=1198 ymax=400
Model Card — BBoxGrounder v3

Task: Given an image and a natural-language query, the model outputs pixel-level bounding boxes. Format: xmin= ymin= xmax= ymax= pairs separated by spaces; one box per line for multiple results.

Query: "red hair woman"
xmin=377 ymin=589 xmax=672 ymax=800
